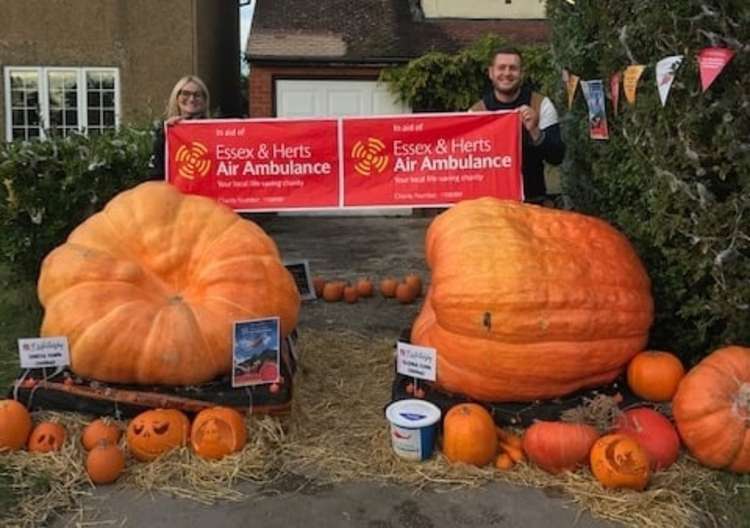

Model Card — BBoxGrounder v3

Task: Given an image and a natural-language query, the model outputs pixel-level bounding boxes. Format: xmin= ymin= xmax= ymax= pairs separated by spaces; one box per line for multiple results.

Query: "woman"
xmin=149 ymin=75 xmax=211 ymax=180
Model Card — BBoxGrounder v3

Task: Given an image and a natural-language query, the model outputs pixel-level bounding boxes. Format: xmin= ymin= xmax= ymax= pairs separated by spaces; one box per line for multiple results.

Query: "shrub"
xmin=547 ymin=0 xmax=749 ymax=362
xmin=0 ymin=127 xmax=154 ymax=280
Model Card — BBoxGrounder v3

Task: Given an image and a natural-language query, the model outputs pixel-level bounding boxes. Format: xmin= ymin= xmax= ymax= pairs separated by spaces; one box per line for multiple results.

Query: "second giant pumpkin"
xmin=411 ymin=198 xmax=653 ymax=402
xmin=38 ymin=182 xmax=300 ymax=385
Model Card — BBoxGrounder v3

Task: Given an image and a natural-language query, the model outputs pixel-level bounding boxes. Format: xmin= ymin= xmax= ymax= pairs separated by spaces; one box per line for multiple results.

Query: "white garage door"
xmin=275 ymin=79 xmax=411 ymax=215
xmin=276 ymin=79 xmax=410 ymax=117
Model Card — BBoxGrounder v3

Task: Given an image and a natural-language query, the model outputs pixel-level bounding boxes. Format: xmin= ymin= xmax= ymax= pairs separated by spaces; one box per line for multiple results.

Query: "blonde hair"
xmin=164 ymin=75 xmax=211 ymax=119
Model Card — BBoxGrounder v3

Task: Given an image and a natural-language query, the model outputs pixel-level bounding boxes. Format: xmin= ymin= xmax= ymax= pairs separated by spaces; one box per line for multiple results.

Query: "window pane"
xmin=49 ymin=89 xmax=63 ymax=109
xmin=102 ymin=90 xmax=115 ymax=108
xmin=65 ymin=90 xmax=78 ymax=109
xmin=49 ymin=109 xmax=63 ymax=127
xmin=86 ymin=72 xmax=102 ymax=89
xmin=12 ymin=128 xmax=27 ymax=140
xmin=29 ymin=128 xmax=41 ymax=138
xmin=65 ymin=110 xmax=78 ymax=126
xmin=103 ymin=110 xmax=115 ymax=127
xmin=12 ymin=110 xmax=26 ymax=125
xmin=11 ymin=90 xmax=24 ymax=107
xmin=88 ymin=109 xmax=101 ymax=126
xmin=87 ymin=91 xmax=101 ymax=108
xmin=27 ymin=91 xmax=39 ymax=109
xmin=20 ymin=72 xmax=38 ymax=90
xmin=100 ymin=73 xmax=115 ymax=90
xmin=28 ymin=109 xmax=39 ymax=126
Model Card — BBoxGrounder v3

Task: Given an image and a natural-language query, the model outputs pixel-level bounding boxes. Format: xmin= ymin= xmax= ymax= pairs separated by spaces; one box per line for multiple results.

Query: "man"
xmin=470 ymin=48 xmax=565 ymax=203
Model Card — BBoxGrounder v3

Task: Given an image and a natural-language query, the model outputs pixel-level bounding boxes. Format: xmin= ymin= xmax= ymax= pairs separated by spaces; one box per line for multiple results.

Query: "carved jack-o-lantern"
xmin=191 ymin=406 xmax=247 ymax=460
xmin=126 ymin=409 xmax=190 ymax=462
xmin=27 ymin=422 xmax=67 ymax=453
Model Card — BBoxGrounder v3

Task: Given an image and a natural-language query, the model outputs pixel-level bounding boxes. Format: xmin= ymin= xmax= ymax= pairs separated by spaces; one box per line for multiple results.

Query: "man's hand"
xmin=518 ymin=104 xmax=542 ymax=143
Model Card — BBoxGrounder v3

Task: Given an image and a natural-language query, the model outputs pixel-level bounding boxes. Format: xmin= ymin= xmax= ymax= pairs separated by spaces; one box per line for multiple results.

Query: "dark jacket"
xmin=470 ymin=85 xmax=565 ymax=200
xmin=148 ymin=123 xmax=167 ymax=180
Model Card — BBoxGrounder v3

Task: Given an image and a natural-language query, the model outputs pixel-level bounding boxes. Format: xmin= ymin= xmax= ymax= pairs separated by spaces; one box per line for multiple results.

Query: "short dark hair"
xmin=489 ymin=47 xmax=524 ymax=66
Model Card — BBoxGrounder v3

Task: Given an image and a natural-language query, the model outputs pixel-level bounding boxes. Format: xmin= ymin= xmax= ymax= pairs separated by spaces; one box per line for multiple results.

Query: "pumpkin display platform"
xmin=392 ymin=329 xmax=640 ymax=427
xmin=7 ymin=336 xmax=297 ymax=419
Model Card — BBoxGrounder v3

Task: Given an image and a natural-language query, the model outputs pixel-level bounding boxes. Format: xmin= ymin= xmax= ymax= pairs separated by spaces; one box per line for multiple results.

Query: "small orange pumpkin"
xmin=672 ymin=345 xmax=750 ymax=472
xmin=627 ymin=350 xmax=685 ymax=402
xmin=355 ymin=278 xmax=374 ymax=298
xmin=442 ymin=403 xmax=497 ymax=466
xmin=343 ymin=285 xmax=359 ymax=304
xmin=590 ymin=434 xmax=650 ymax=490
xmin=312 ymin=276 xmax=326 ymax=298
xmin=404 ymin=273 xmax=423 ymax=297
xmin=27 ymin=422 xmax=67 ymax=453
xmin=380 ymin=277 xmax=398 ymax=298
xmin=81 ymin=419 xmax=122 ymax=451
xmin=86 ymin=442 xmax=125 ymax=484
xmin=191 ymin=406 xmax=247 ymax=460
xmin=126 ymin=409 xmax=190 ymax=462
xmin=0 ymin=399 xmax=32 ymax=451
xmin=322 ymin=281 xmax=345 ymax=302
xmin=395 ymin=282 xmax=418 ymax=304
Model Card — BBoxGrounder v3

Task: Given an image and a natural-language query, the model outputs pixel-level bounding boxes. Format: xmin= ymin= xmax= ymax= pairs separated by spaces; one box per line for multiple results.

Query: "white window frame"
xmin=4 ymin=66 xmax=121 ymax=141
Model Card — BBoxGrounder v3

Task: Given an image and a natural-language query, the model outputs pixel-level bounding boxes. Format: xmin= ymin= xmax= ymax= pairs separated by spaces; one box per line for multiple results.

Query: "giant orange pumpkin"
xmin=0 ymin=399 xmax=32 ymax=451
xmin=411 ymin=198 xmax=653 ymax=402
xmin=126 ymin=408 xmax=190 ymax=462
xmin=37 ymin=182 xmax=300 ymax=385
xmin=191 ymin=406 xmax=247 ymax=460
xmin=672 ymin=345 xmax=750 ymax=473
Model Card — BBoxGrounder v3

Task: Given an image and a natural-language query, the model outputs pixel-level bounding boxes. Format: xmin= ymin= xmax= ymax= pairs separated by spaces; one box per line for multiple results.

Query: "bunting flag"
xmin=655 ymin=55 xmax=683 ymax=106
xmin=698 ymin=47 xmax=735 ymax=92
xmin=580 ymin=80 xmax=609 ymax=140
xmin=623 ymin=65 xmax=646 ymax=105
xmin=562 ymin=69 xmax=580 ymax=110
xmin=610 ymin=71 xmax=621 ymax=116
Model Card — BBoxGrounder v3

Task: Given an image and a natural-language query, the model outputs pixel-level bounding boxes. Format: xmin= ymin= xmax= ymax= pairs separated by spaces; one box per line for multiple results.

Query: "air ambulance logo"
xmin=174 ymin=141 xmax=211 ymax=180
xmin=351 ymin=137 xmax=389 ymax=176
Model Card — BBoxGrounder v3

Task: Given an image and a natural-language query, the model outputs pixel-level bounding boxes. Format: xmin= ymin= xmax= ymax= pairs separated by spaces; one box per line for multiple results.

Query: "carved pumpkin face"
xmin=590 ymin=434 xmax=651 ymax=490
xmin=0 ymin=399 xmax=32 ymax=452
xmin=27 ymin=422 xmax=67 ymax=453
xmin=126 ymin=409 xmax=190 ymax=462
xmin=191 ymin=407 xmax=247 ymax=460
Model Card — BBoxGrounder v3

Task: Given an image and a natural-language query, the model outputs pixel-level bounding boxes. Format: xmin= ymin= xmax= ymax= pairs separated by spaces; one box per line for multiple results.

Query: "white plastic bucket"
xmin=385 ymin=399 xmax=442 ymax=461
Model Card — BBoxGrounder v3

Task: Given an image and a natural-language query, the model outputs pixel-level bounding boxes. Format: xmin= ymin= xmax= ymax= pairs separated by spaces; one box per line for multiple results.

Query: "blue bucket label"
xmin=399 ymin=412 xmax=427 ymax=421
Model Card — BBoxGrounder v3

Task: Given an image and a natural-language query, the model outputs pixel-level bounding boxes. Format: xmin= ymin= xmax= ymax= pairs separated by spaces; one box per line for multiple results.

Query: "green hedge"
xmin=0 ymin=128 xmax=154 ymax=281
xmin=380 ymin=35 xmax=558 ymax=112
xmin=547 ymin=0 xmax=749 ymax=361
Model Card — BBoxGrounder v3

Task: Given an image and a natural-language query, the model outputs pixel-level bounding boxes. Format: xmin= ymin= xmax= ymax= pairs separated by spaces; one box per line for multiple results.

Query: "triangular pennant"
xmin=623 ymin=65 xmax=646 ymax=105
xmin=580 ymin=80 xmax=609 ymax=140
xmin=655 ymin=55 xmax=683 ymax=106
xmin=610 ymin=71 xmax=621 ymax=116
xmin=562 ymin=69 xmax=580 ymax=110
xmin=698 ymin=47 xmax=735 ymax=92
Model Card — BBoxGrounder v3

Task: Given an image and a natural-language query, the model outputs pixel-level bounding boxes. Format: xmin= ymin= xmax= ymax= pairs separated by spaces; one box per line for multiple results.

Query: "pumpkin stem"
xmin=483 ymin=312 xmax=492 ymax=331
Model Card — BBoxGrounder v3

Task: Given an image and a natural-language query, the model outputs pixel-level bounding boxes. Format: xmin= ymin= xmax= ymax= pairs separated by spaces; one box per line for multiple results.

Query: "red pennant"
xmin=698 ymin=47 xmax=735 ymax=92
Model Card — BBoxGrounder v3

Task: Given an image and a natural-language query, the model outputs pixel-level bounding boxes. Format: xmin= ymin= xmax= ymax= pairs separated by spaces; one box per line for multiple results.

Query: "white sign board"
xmin=396 ymin=342 xmax=437 ymax=382
xmin=18 ymin=337 xmax=70 ymax=369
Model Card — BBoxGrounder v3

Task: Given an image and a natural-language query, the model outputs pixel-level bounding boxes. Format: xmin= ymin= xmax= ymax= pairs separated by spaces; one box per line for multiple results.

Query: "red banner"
xmin=343 ymin=112 xmax=521 ymax=207
xmin=167 ymin=119 xmax=340 ymax=210
xmin=167 ymin=113 xmax=522 ymax=210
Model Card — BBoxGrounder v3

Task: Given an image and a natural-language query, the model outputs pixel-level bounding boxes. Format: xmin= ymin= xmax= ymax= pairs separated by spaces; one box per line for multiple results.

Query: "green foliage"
xmin=380 ymin=35 xmax=558 ymax=112
xmin=0 ymin=128 xmax=154 ymax=281
xmin=547 ymin=0 xmax=749 ymax=361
